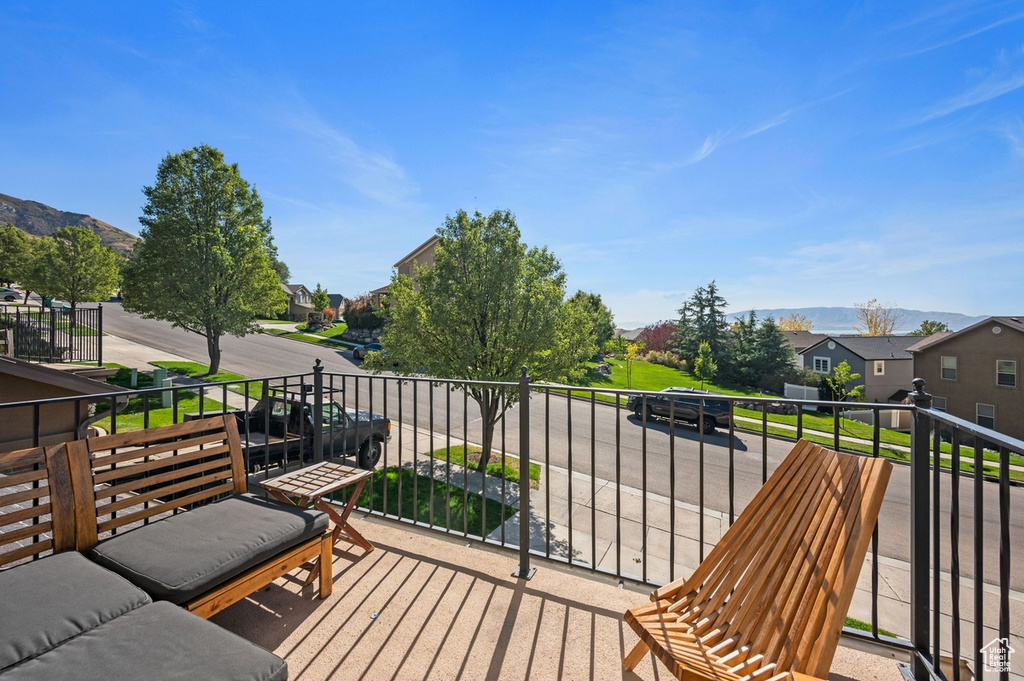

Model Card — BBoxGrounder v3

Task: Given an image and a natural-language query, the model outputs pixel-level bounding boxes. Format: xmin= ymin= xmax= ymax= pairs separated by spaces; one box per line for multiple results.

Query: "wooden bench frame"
xmin=0 ymin=444 xmax=77 ymax=568
xmin=63 ymin=415 xmax=333 ymax=618
xmin=623 ymin=439 xmax=892 ymax=681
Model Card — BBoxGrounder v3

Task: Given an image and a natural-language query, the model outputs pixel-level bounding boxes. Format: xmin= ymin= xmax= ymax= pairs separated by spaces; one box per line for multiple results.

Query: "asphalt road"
xmin=99 ymin=303 xmax=1023 ymax=591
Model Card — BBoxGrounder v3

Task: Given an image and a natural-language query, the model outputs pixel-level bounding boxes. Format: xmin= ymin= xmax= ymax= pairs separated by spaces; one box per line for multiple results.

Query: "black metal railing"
xmin=0 ymin=304 xmax=103 ymax=363
xmin=1 ymin=365 xmax=1018 ymax=680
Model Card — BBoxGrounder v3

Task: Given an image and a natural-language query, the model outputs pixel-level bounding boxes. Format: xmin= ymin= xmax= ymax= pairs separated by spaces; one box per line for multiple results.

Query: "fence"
xmin=1 ymin=367 xmax=1019 ymax=680
xmin=0 ymin=304 xmax=103 ymax=363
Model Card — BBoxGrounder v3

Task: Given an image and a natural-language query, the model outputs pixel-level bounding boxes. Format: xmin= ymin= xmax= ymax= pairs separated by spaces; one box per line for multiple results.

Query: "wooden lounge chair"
xmin=623 ymin=439 xmax=892 ymax=681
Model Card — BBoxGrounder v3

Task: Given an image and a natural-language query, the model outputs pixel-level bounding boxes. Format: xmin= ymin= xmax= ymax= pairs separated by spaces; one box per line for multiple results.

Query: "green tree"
xmin=909 ymin=319 xmax=951 ymax=336
xmin=24 ymin=226 xmax=120 ymax=313
xmin=122 ymin=144 xmax=286 ymax=374
xmin=269 ymin=255 xmax=290 ymax=284
xmin=693 ymin=340 xmax=718 ymax=389
xmin=366 ymin=209 xmax=594 ymax=468
xmin=825 ymin=360 xmax=864 ymax=403
xmin=672 ymin=281 xmax=730 ymax=366
xmin=569 ymin=290 xmax=615 ymax=348
xmin=311 ymin=282 xmax=330 ymax=312
xmin=0 ymin=223 xmax=33 ymax=288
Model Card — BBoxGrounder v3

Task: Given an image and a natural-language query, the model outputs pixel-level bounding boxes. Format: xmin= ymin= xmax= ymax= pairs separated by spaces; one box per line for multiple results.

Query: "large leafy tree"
xmin=367 ymin=209 xmax=594 ymax=467
xmin=0 ymin=223 xmax=33 ymax=288
xmin=569 ymin=290 xmax=615 ymax=349
xmin=122 ymin=145 xmax=286 ymax=374
xmin=672 ymin=280 xmax=730 ymax=365
xmin=23 ymin=226 xmax=120 ymax=313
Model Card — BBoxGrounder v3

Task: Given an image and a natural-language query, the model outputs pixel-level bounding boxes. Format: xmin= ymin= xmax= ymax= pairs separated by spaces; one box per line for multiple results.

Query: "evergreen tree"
xmin=672 ymin=280 xmax=729 ymax=366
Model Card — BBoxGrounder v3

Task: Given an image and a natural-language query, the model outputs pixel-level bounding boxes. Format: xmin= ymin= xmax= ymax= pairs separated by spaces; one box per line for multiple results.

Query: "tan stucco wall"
xmin=913 ymin=321 xmax=1023 ymax=441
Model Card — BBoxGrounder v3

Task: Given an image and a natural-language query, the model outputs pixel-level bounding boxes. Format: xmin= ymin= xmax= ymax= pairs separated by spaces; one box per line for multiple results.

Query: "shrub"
xmin=645 ymin=350 xmax=686 ymax=371
xmin=342 ymin=293 xmax=384 ymax=329
xmin=636 ymin=321 xmax=675 ymax=354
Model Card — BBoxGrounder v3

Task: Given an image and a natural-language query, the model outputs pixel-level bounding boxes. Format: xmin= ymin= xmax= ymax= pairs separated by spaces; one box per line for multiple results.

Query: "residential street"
xmin=99 ymin=303 xmax=1024 ymax=593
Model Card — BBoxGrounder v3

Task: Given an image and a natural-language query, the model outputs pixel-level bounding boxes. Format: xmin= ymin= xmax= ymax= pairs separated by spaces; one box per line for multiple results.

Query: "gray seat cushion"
xmin=88 ymin=493 xmax=328 ymax=604
xmin=0 ymin=552 xmax=151 ymax=672
xmin=0 ymin=600 xmax=287 ymax=681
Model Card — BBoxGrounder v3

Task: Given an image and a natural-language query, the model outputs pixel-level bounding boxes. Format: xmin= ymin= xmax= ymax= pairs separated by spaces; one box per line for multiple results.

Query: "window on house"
xmin=977 ymin=403 xmax=995 ymax=430
xmin=933 ymin=396 xmax=947 ymax=412
xmin=997 ymin=360 xmax=1017 ymax=387
xmin=813 ymin=356 xmax=831 ymax=374
xmin=874 ymin=360 xmax=884 ymax=376
xmin=941 ymin=356 xmax=957 ymax=380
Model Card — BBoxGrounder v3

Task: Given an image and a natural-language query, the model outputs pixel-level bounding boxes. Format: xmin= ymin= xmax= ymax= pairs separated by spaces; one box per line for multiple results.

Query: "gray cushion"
xmin=88 ymin=493 xmax=328 ymax=604
xmin=0 ymin=601 xmax=287 ymax=681
xmin=0 ymin=552 xmax=151 ymax=672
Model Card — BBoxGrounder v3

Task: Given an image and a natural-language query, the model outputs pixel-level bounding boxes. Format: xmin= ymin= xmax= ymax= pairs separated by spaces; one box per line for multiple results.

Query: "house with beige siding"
xmin=908 ymin=316 xmax=1024 ymax=441
xmin=372 ymin=235 xmax=440 ymax=305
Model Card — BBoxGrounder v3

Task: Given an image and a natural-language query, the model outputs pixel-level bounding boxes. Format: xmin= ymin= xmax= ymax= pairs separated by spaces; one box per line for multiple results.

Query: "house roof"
xmin=281 ymin=283 xmax=311 ymax=295
xmin=800 ymin=335 xmax=922 ymax=361
xmin=393 ymin=235 xmax=440 ymax=269
xmin=782 ymin=331 xmax=829 ymax=352
xmin=0 ymin=356 xmax=127 ymax=402
xmin=907 ymin=316 xmax=1024 ymax=352
xmin=327 ymin=294 xmax=345 ymax=308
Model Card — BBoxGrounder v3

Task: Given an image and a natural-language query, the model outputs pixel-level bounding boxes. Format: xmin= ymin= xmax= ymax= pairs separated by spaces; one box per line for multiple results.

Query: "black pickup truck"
xmin=237 ymin=393 xmax=392 ymax=470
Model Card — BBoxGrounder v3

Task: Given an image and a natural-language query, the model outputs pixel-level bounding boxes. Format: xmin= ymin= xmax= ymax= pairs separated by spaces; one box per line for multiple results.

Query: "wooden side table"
xmin=259 ymin=462 xmax=375 ymax=583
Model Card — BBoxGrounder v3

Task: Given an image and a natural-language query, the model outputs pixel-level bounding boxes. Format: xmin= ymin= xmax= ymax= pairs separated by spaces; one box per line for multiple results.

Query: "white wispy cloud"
xmin=917 ymin=70 xmax=1024 ymax=123
xmin=285 ymin=111 xmax=417 ymax=205
xmin=997 ymin=117 xmax=1024 ymax=157
xmin=900 ymin=11 xmax=1024 ymax=58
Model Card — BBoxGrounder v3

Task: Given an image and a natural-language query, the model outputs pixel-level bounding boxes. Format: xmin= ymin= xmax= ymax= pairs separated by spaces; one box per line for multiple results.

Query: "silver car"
xmin=1 ymin=287 xmax=21 ymax=302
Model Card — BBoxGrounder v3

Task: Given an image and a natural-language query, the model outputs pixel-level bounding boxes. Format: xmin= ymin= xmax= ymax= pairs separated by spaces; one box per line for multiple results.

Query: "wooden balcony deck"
xmin=211 ymin=515 xmax=905 ymax=681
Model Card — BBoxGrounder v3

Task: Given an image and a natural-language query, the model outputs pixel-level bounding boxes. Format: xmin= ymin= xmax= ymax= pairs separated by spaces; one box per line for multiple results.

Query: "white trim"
xmin=812 ymin=356 xmax=831 ymax=374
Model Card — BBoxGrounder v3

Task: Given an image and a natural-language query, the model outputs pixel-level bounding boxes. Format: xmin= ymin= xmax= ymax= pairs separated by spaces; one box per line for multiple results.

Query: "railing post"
xmin=97 ymin=304 xmax=103 ymax=366
xmin=313 ymin=359 xmax=324 ymax=463
xmin=909 ymin=378 xmax=933 ymax=679
xmin=513 ymin=366 xmax=535 ymax=580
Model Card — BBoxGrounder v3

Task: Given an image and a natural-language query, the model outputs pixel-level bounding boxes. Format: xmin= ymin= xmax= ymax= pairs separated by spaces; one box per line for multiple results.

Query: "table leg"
xmin=314 ymin=478 xmax=374 ymax=553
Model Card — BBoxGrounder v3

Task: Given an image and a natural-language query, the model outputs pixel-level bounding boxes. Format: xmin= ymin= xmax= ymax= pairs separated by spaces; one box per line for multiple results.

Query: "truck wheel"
xmin=701 ymin=416 xmax=716 ymax=435
xmin=358 ymin=439 xmax=381 ymax=469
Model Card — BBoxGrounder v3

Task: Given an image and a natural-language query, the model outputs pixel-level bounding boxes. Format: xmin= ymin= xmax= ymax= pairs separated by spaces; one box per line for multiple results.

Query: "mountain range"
xmin=0 ymin=192 xmax=138 ymax=254
xmin=729 ymin=307 xmax=987 ymax=335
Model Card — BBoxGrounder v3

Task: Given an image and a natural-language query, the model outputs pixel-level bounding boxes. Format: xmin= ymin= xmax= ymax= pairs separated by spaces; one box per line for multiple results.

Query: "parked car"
xmin=1 ymin=287 xmax=21 ymax=302
xmin=626 ymin=387 xmax=732 ymax=434
xmin=352 ymin=342 xmax=382 ymax=360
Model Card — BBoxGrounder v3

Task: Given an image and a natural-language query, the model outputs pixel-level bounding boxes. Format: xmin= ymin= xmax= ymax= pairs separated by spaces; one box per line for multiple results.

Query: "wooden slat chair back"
xmin=66 ymin=415 xmax=246 ymax=552
xmin=624 ymin=439 xmax=892 ymax=681
xmin=0 ymin=444 xmax=76 ymax=568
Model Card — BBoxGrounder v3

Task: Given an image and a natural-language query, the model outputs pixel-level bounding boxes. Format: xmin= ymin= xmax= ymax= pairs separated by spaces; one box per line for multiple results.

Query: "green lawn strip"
xmin=262 ymin=327 xmax=358 ymax=348
xmin=333 ymin=466 xmax=509 ymax=536
xmin=257 ymin=318 xmax=298 ymax=325
xmin=295 ymin=322 xmax=349 ymax=339
xmin=92 ymin=394 xmax=229 ymax=432
xmin=427 ymin=444 xmax=541 ymax=489
xmin=734 ymin=421 xmax=1023 ymax=482
xmin=844 ymin=617 xmax=898 ymax=639
xmin=150 ymin=361 xmax=264 ymax=400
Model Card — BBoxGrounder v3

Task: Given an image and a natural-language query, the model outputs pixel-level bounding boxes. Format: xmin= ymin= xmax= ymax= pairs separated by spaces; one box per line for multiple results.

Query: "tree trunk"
xmin=207 ymin=334 xmax=221 ymax=375
xmin=475 ymin=388 xmax=502 ymax=471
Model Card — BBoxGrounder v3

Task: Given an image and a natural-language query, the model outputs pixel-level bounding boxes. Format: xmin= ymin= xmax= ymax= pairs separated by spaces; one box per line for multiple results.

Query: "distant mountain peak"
xmin=0 ymin=192 xmax=137 ymax=254
xmin=729 ymin=306 xmax=987 ymax=334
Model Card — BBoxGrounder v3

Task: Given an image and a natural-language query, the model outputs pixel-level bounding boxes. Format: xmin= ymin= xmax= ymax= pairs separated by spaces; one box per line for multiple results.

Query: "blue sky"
xmin=2 ymin=2 xmax=1022 ymax=327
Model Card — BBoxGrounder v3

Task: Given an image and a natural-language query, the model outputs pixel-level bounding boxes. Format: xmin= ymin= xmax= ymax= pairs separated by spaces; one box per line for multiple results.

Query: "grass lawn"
xmin=334 ymin=466 xmax=510 ymax=536
xmin=428 ymin=444 xmax=541 ymax=489
xmin=296 ymin=322 xmax=348 ymax=339
xmin=262 ymin=327 xmax=357 ymax=348
xmin=150 ymin=361 xmax=265 ymax=400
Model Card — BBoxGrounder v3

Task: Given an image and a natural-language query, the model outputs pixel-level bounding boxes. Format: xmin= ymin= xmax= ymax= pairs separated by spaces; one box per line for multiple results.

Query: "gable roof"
xmin=907 ymin=316 xmax=1024 ymax=352
xmin=782 ymin=331 xmax=829 ymax=352
xmin=281 ymin=283 xmax=311 ymax=296
xmin=394 ymin=235 xmax=440 ymax=269
xmin=800 ymin=335 xmax=921 ymax=361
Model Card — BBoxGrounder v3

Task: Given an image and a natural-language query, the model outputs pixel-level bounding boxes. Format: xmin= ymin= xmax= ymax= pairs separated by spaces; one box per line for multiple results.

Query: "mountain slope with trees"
xmin=0 ymin=192 xmax=138 ymax=254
